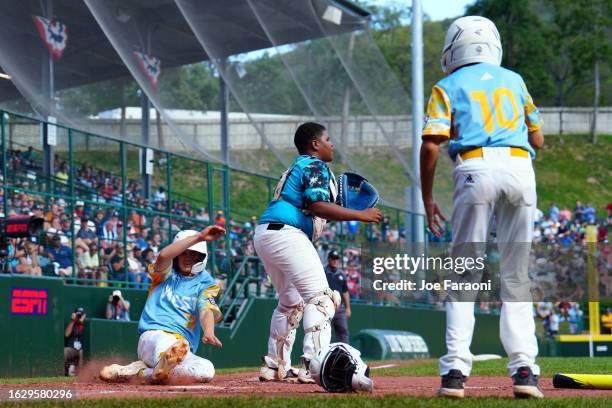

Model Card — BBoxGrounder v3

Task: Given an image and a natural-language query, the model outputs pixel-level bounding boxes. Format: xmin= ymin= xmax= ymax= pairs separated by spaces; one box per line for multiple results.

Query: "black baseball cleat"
xmin=437 ymin=369 xmax=466 ymax=398
xmin=512 ymin=366 xmax=544 ymax=399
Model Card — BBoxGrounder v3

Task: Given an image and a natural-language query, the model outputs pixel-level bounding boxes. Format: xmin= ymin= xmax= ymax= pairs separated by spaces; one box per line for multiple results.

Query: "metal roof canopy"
xmin=0 ymin=0 xmax=369 ymax=101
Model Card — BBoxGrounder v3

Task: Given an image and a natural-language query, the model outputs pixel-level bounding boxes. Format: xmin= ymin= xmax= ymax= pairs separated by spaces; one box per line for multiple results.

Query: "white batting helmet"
xmin=441 ymin=16 xmax=502 ymax=74
xmin=173 ymin=230 xmax=207 ymax=274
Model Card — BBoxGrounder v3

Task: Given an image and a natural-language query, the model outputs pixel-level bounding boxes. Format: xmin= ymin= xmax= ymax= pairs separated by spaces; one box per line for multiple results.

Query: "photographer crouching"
xmin=64 ymin=307 xmax=86 ymax=376
xmin=105 ymin=290 xmax=130 ymax=321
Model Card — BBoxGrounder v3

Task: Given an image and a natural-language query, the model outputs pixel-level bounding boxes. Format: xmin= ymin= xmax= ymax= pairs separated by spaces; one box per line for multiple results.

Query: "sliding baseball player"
xmin=99 ymin=226 xmax=225 ymax=384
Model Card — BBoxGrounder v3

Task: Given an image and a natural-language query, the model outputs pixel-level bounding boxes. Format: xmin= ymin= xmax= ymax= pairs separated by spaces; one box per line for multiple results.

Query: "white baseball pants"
xmin=137 ymin=330 xmax=215 ymax=382
xmin=254 ymin=224 xmax=331 ymax=370
xmin=439 ymin=147 xmax=540 ymax=377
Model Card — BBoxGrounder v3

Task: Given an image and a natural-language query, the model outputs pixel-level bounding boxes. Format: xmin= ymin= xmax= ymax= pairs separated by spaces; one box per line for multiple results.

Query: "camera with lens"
xmin=75 ymin=306 xmax=85 ymax=320
xmin=110 ymin=290 xmax=123 ymax=305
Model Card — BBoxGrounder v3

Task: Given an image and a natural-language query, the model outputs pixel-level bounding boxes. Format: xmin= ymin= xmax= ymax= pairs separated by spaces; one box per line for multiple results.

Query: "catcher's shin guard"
xmin=303 ymin=289 xmax=341 ymax=360
xmin=266 ymin=301 xmax=304 ymax=380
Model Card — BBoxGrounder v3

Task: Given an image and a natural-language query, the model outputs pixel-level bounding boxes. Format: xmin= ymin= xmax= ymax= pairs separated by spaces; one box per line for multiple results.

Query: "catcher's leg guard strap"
xmin=267 ymin=301 xmax=304 ymax=377
xmin=303 ymin=289 xmax=340 ymax=360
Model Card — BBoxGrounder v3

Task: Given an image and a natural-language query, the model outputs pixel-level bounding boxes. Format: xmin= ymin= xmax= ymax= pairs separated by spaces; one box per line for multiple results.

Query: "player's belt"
xmin=163 ymin=331 xmax=186 ymax=342
xmin=459 ymin=146 xmax=529 ymax=161
xmin=267 ymin=223 xmax=285 ymax=230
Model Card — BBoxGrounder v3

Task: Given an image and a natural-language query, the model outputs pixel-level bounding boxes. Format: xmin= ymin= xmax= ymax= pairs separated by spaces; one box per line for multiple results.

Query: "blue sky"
xmin=366 ymin=0 xmax=475 ymax=21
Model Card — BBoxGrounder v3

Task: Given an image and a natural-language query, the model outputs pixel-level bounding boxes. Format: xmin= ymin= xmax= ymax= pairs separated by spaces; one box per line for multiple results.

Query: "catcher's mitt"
xmin=336 ymin=172 xmax=379 ymax=210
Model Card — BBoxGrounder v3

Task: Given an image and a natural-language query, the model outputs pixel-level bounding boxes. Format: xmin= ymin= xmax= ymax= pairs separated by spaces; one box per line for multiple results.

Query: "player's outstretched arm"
xmin=154 ymin=226 xmax=226 ymax=273
xmin=420 ymin=136 xmax=447 ymax=237
xmin=200 ymin=308 xmax=222 ymax=348
xmin=308 ymin=202 xmax=382 ymax=223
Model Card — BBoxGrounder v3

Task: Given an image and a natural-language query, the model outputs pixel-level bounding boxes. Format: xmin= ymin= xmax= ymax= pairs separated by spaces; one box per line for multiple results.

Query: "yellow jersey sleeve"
xmin=197 ymin=284 xmax=222 ymax=323
xmin=148 ymin=263 xmax=172 ymax=285
xmin=422 ymin=85 xmax=452 ymax=139
xmin=522 ymin=82 xmax=543 ymax=132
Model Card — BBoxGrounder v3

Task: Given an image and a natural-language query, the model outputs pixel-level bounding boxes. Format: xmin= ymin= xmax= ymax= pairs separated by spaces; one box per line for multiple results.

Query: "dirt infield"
xmin=2 ymin=371 xmax=611 ymax=400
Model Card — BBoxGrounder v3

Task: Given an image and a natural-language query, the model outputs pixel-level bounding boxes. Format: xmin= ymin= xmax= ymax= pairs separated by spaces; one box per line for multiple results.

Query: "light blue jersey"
xmin=138 ymin=265 xmax=221 ymax=353
xmin=260 ymin=155 xmax=334 ymax=239
xmin=423 ymin=63 xmax=543 ymax=160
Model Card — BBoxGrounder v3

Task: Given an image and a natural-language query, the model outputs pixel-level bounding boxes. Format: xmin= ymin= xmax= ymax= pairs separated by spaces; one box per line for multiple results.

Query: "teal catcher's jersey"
xmin=422 ymin=63 xmax=543 ymax=160
xmin=138 ymin=265 xmax=221 ymax=353
xmin=260 ymin=155 xmax=334 ymax=239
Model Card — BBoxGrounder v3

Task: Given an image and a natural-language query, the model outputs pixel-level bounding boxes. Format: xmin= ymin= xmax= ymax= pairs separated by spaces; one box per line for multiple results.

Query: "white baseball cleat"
xmin=259 ymin=365 xmax=278 ymax=382
xmin=99 ymin=360 xmax=147 ymax=382
xmin=152 ymin=339 xmax=189 ymax=383
xmin=259 ymin=360 xmax=299 ymax=382
xmin=297 ymin=358 xmax=316 ymax=384
xmin=297 ymin=367 xmax=315 ymax=384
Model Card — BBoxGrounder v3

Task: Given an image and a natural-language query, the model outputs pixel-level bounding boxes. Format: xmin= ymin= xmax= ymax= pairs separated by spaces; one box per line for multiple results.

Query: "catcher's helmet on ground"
xmin=310 ymin=343 xmax=373 ymax=393
xmin=441 ymin=16 xmax=502 ymax=74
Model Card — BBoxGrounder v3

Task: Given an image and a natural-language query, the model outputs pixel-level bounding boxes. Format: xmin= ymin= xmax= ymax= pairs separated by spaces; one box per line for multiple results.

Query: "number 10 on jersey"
xmin=470 ymin=87 xmax=519 ymax=133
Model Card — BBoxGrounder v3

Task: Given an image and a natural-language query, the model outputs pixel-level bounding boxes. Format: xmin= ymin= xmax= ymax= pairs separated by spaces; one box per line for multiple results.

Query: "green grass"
xmin=0 ymin=377 xmax=74 ymax=385
xmin=374 ymin=357 xmax=612 ymax=377
xmin=215 ymin=366 xmax=260 ymax=375
xmin=4 ymin=395 xmax=611 ymax=408
xmin=534 ymin=134 xmax=612 ymax=216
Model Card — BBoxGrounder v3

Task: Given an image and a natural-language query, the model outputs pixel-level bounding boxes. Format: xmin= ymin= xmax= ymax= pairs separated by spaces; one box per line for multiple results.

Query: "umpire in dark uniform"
xmin=324 ymin=250 xmax=351 ymax=343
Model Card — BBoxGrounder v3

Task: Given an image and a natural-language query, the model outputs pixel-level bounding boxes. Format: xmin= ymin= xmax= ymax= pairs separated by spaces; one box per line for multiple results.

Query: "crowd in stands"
xmin=2 ymin=145 xmax=215 ymax=287
xmin=535 ymin=301 xmax=585 ymax=336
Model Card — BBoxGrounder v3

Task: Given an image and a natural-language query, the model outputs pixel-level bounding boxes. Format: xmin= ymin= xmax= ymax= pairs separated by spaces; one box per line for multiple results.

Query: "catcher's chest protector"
xmin=273 ymin=157 xmax=337 ymax=241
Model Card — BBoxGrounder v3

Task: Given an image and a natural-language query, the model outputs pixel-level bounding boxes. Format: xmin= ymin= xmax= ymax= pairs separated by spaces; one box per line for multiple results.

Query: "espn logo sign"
xmin=11 ymin=288 xmax=48 ymax=315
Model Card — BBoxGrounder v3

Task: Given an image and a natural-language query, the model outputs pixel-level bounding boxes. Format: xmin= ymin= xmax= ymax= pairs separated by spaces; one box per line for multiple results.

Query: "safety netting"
xmin=0 ymin=0 xmax=454 ymax=216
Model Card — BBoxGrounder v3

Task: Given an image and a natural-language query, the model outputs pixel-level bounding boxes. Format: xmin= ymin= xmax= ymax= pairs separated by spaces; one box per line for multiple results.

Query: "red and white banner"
xmin=32 ymin=15 xmax=68 ymax=61
xmin=134 ymin=51 xmax=161 ymax=88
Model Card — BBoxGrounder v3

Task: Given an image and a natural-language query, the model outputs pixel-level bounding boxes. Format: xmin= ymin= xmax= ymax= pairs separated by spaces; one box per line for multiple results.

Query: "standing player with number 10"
xmin=420 ymin=16 xmax=545 ymax=399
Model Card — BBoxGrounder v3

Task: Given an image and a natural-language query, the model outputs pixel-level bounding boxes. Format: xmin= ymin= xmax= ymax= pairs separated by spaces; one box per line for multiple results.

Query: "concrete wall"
xmin=7 ymin=108 xmax=610 ymax=154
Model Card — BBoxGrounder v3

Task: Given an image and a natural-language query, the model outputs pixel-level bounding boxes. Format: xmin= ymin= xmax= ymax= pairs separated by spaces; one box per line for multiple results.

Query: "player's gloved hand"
xmin=424 ymin=199 xmax=446 ymax=237
xmin=202 ymin=332 xmax=223 ymax=348
xmin=360 ymin=208 xmax=382 ymax=223
xmin=198 ymin=225 xmax=226 ymax=242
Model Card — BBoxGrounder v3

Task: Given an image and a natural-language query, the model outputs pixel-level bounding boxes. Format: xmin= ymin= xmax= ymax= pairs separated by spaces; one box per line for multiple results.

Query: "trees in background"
xmin=56 ymin=0 xmax=610 ymax=142
xmin=466 ymin=0 xmax=611 ymax=142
